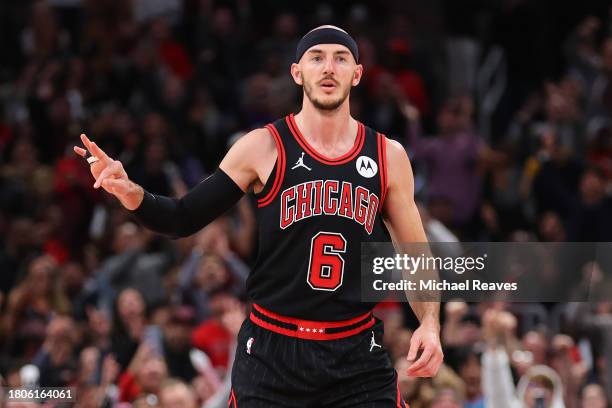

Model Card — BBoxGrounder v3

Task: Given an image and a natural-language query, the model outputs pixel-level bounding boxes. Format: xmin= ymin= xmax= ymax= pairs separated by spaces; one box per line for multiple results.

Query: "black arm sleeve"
xmin=130 ymin=168 xmax=245 ymax=238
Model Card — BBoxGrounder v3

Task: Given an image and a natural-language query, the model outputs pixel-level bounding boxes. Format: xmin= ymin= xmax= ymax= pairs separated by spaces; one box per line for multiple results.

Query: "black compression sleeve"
xmin=130 ymin=168 xmax=245 ymax=238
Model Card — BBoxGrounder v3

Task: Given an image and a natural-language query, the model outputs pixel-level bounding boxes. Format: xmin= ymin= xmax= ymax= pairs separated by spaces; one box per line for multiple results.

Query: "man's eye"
xmin=337 ymin=56 xmax=346 ymax=62
xmin=312 ymin=56 xmax=322 ymax=62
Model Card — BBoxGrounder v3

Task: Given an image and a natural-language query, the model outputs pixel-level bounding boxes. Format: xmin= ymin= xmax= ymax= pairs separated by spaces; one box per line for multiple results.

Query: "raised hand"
xmin=73 ymin=133 xmax=143 ymax=210
xmin=101 ymin=354 xmax=120 ymax=386
xmin=73 ymin=134 xmax=110 ymax=180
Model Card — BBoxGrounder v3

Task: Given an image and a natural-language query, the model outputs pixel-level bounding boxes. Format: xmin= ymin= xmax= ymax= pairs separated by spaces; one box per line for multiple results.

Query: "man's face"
xmin=524 ymin=386 xmax=553 ymax=408
xmin=581 ymin=384 xmax=607 ymax=408
xmin=138 ymin=356 xmax=168 ymax=392
xmin=160 ymin=384 xmax=196 ymax=408
xmin=163 ymin=321 xmax=191 ymax=351
xmin=430 ymin=389 xmax=463 ymax=408
xmin=292 ymin=43 xmax=362 ymax=111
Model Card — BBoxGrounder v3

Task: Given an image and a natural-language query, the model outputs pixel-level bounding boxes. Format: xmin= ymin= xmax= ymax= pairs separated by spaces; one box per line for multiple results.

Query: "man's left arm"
xmin=382 ymin=137 xmax=444 ymax=377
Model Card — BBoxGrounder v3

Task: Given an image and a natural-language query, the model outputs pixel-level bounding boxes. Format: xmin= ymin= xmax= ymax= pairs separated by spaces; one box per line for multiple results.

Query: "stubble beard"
xmin=302 ymin=74 xmax=351 ymax=111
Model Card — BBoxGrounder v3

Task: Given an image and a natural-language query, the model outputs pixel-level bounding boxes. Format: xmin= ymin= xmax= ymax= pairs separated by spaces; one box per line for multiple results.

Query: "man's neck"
xmin=294 ymin=99 xmax=356 ymax=149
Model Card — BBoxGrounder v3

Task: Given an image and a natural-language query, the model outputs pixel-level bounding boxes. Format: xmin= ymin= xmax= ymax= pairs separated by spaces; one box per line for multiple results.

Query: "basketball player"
xmin=75 ymin=25 xmax=443 ymax=407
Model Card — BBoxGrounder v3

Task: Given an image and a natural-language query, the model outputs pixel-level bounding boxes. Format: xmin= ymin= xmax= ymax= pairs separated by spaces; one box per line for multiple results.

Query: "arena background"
xmin=0 ymin=0 xmax=611 ymax=407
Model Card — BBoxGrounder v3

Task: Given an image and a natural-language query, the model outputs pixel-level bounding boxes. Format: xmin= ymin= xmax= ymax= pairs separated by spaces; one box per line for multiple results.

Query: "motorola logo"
xmin=356 ymin=156 xmax=378 ymax=178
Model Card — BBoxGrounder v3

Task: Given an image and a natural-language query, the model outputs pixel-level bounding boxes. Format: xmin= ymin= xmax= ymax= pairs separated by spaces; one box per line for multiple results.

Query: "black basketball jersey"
xmin=248 ymin=113 xmax=392 ymax=321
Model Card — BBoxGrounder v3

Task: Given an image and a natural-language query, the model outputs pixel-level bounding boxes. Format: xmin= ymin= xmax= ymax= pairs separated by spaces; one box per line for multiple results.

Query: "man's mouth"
xmin=319 ymin=80 xmax=338 ymax=91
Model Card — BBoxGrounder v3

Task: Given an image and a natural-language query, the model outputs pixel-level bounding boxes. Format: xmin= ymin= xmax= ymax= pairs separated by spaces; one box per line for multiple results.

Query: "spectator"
xmin=2 ymin=255 xmax=69 ymax=358
xmin=118 ymin=342 xmax=168 ymax=403
xmin=2 ymin=137 xmax=53 ymax=200
xmin=587 ymin=37 xmax=612 ymax=118
xmin=442 ymin=302 xmax=481 ymax=349
xmin=191 ymin=293 xmax=241 ymax=373
xmin=111 ymin=288 xmax=148 ymax=371
xmin=32 ymin=315 xmax=78 ymax=387
xmin=580 ymin=383 xmax=609 ymax=408
xmin=130 ymin=136 xmax=188 ymax=198
xmin=0 ymin=218 xmax=39 ymax=295
xmin=567 ymin=167 xmax=612 ymax=241
xmin=405 ymin=96 xmax=486 ymax=233
xmin=454 ymin=347 xmax=485 ymax=408
xmin=481 ymin=309 xmax=566 ymax=408
xmin=537 ymin=211 xmax=567 ymax=242
xmin=586 ymin=120 xmax=612 ymax=179
xmin=430 ymin=387 xmax=464 ymax=408
xmin=177 ymin=221 xmax=249 ymax=323
xmin=396 ymin=357 xmax=434 ymax=408
xmin=0 ymin=3 xmax=610 ymax=407
xmin=159 ymin=378 xmax=198 ymax=408
xmin=161 ymin=306 xmax=198 ymax=382
xmin=529 ymin=130 xmax=584 ymax=218
xmin=88 ymin=222 xmax=171 ymax=309
xmin=516 ymin=368 xmax=566 ymax=408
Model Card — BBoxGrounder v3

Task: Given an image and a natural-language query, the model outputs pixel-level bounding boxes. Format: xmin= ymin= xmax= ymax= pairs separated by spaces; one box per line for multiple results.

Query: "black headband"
xmin=295 ymin=28 xmax=359 ymax=63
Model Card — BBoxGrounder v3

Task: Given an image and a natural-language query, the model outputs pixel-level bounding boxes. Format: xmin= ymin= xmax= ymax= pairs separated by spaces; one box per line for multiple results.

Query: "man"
xmin=75 ymin=25 xmax=443 ymax=407
xmin=159 ymin=378 xmax=198 ymax=408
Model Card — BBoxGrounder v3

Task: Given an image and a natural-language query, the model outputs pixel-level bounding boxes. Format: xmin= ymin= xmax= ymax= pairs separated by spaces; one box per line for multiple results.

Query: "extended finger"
xmin=406 ymin=336 xmax=421 ymax=362
xmin=422 ymin=352 xmax=444 ymax=377
xmin=81 ymin=134 xmax=110 ymax=162
xmin=80 ymin=133 xmax=94 ymax=153
xmin=74 ymin=146 xmax=87 ymax=157
xmin=411 ymin=358 xmax=442 ymax=378
xmin=407 ymin=344 xmax=434 ymax=374
xmin=89 ymin=140 xmax=110 ymax=162
xmin=94 ymin=162 xmax=118 ymax=188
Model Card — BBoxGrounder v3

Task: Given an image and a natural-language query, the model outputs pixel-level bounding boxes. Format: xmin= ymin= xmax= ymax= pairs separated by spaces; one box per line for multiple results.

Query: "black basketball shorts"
xmin=229 ymin=304 xmax=408 ymax=407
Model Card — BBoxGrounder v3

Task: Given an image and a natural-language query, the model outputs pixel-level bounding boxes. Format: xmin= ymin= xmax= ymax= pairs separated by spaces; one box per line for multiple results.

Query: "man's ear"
xmin=352 ymin=64 xmax=363 ymax=87
xmin=291 ymin=63 xmax=303 ymax=85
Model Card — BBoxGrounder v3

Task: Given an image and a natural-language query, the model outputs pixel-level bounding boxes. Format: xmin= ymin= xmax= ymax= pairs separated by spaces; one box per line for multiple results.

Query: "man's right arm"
xmin=74 ymin=129 xmax=276 ymax=238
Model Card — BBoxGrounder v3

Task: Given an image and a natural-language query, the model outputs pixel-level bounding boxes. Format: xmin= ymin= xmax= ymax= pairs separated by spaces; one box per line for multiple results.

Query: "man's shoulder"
xmin=383 ymin=137 xmax=409 ymax=164
xmin=222 ymin=127 xmax=279 ymax=179
xmin=233 ymin=127 xmax=277 ymax=154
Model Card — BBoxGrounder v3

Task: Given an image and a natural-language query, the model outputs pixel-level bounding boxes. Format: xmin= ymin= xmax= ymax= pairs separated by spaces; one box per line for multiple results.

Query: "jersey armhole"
xmin=255 ymin=124 xmax=286 ymax=208
xmin=377 ymin=133 xmax=388 ymax=213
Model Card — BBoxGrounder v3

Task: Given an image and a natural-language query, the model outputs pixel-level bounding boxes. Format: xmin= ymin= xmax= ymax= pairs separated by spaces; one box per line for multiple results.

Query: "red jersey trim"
xmin=250 ymin=313 xmax=374 ymax=340
xmin=377 ymin=133 xmax=389 ymax=212
xmin=286 ymin=113 xmax=365 ymax=165
xmin=228 ymin=388 xmax=237 ymax=407
xmin=257 ymin=124 xmax=286 ymax=207
xmin=396 ymin=375 xmax=408 ymax=407
xmin=253 ymin=303 xmax=371 ymax=327
xmin=250 ymin=303 xmax=375 ymax=340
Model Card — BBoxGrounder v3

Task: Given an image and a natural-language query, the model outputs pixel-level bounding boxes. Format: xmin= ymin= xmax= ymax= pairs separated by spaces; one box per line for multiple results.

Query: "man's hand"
xmin=445 ymin=301 xmax=468 ymax=322
xmin=482 ymin=308 xmax=516 ymax=346
xmin=406 ymin=318 xmax=443 ymax=377
xmin=100 ymin=354 xmax=120 ymax=386
xmin=221 ymin=300 xmax=246 ymax=337
xmin=73 ymin=133 xmax=143 ymax=210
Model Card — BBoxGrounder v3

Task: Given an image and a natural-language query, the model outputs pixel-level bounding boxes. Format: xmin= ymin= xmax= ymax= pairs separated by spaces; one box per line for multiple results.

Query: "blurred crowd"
xmin=0 ymin=0 xmax=611 ymax=407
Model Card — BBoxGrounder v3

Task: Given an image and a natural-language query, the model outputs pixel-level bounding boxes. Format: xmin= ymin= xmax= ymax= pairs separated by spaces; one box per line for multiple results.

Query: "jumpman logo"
xmin=291 ymin=152 xmax=312 ymax=171
xmin=370 ymin=331 xmax=382 ymax=352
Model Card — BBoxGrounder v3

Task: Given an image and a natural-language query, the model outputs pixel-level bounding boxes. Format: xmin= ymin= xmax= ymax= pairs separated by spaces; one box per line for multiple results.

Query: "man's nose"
xmin=322 ymin=57 xmax=335 ymax=75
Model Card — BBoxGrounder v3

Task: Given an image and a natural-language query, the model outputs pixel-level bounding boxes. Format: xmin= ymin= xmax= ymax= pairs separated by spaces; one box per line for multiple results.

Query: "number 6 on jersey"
xmin=307 ymin=232 xmax=347 ymax=291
